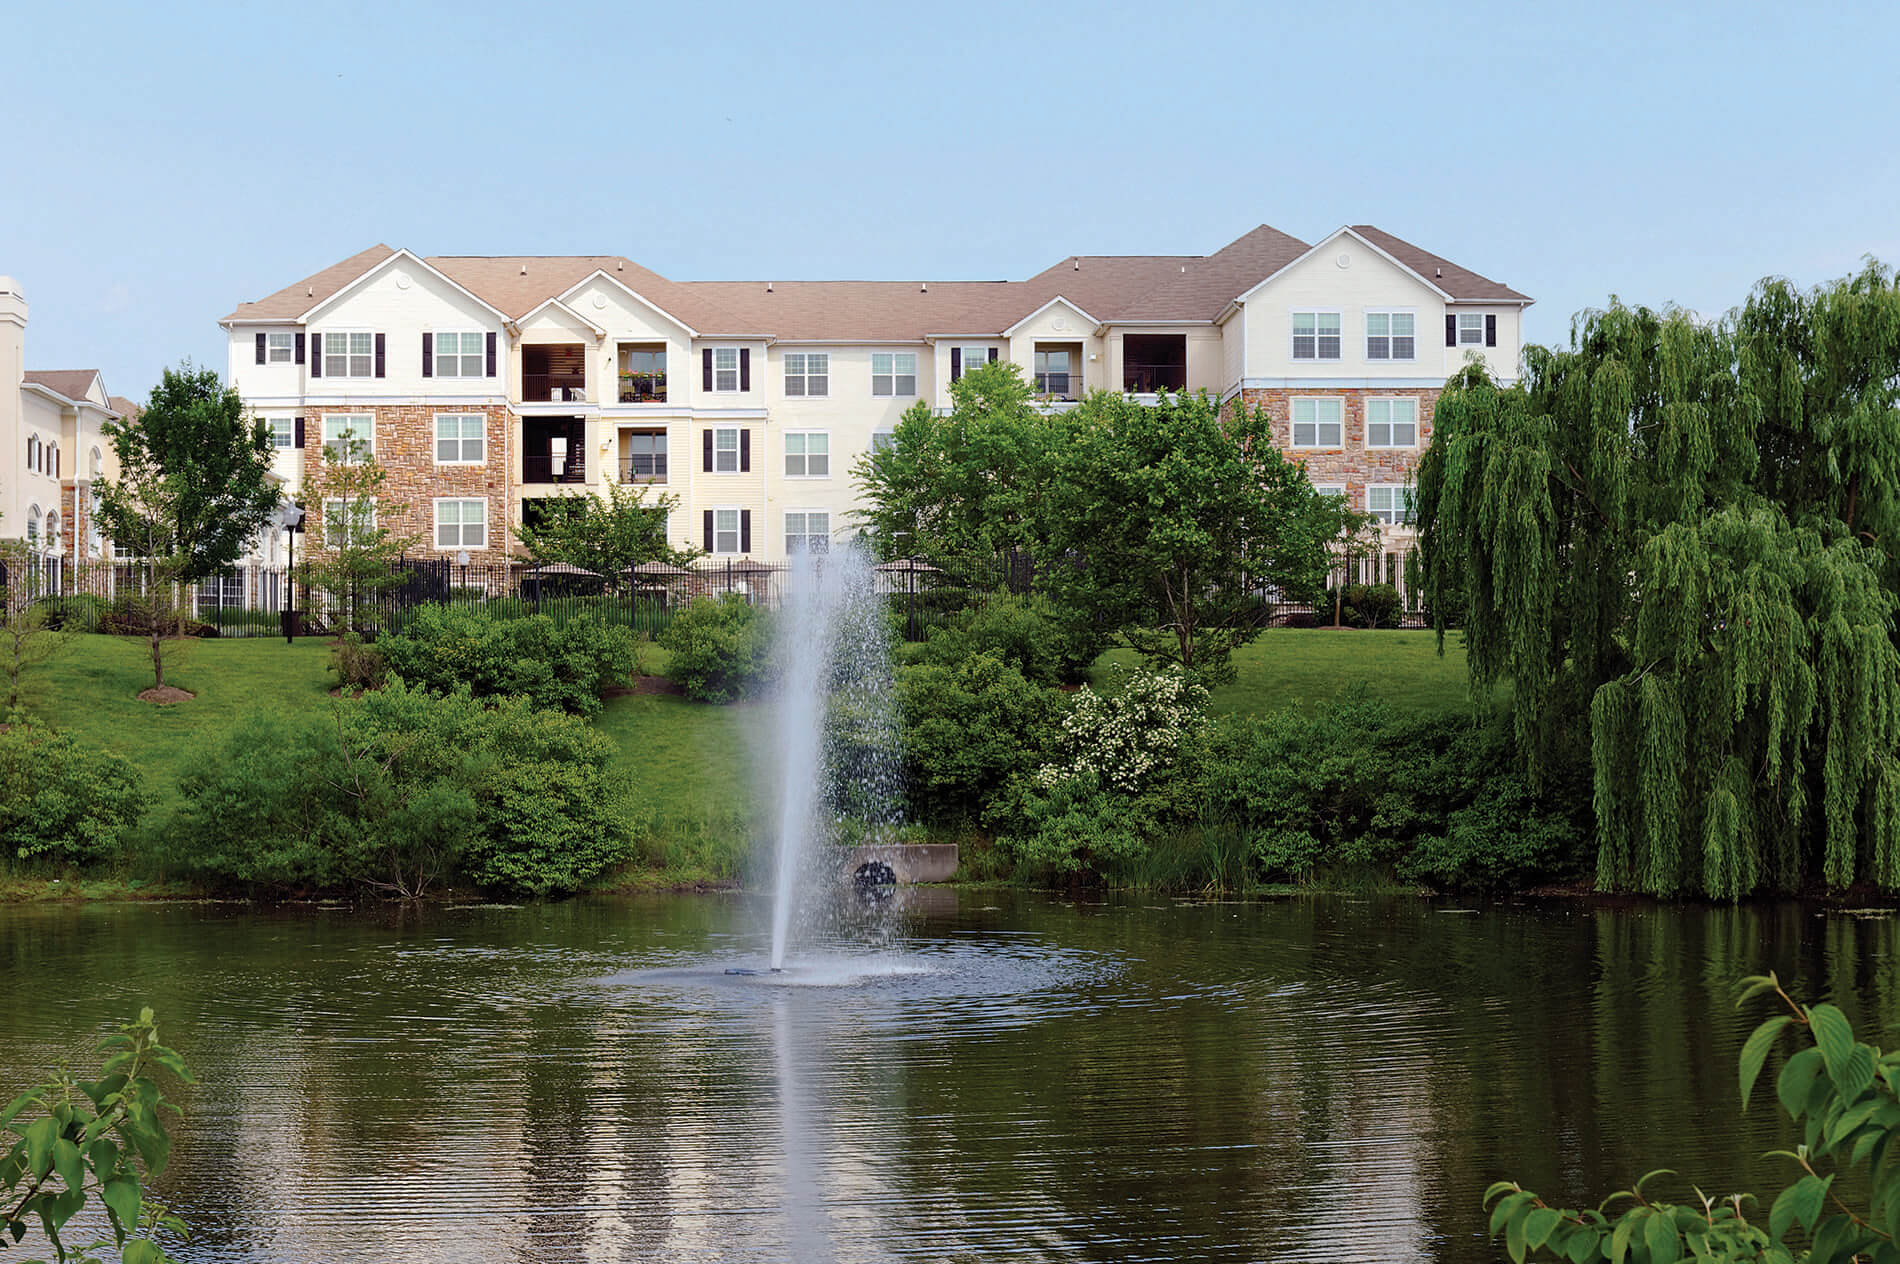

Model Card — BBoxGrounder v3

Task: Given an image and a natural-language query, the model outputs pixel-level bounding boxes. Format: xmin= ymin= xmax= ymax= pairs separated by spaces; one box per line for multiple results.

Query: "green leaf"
xmin=1742 ymin=1015 xmax=1794 ymax=1109
xmin=1736 ymin=974 xmax=1783 ymax=1007
xmin=1491 ymin=1190 xmax=1536 ymax=1237
xmin=1506 ymin=1202 xmax=1531 ymax=1263
xmin=100 ymin=1175 xmax=140 ymax=1232
xmin=1525 ymin=1207 xmax=1564 ymax=1249
xmin=1644 ymin=1210 xmax=1681 ymax=1264
xmin=1564 ymin=1228 xmax=1599 ymax=1264
xmin=0 ymin=1090 xmax=40 ymax=1131
xmin=1770 ymin=1173 xmax=1830 ymax=1242
xmin=50 ymin=1138 xmax=82 ymax=1194
xmin=1810 ymin=1004 xmax=1855 ymax=1088
xmin=23 ymin=1116 xmax=57 ymax=1180
xmin=121 ymin=1240 xmax=164 ymax=1264
xmin=1611 ymin=1214 xmax=1635 ymax=1264
xmin=1779 ymin=1047 xmax=1826 ymax=1118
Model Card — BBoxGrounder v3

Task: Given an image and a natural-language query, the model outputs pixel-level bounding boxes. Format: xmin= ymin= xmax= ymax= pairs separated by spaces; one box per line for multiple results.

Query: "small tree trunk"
xmin=151 ymin=622 xmax=163 ymax=688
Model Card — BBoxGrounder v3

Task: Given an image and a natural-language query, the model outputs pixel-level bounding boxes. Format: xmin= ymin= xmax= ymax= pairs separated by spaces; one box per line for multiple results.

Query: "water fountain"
xmin=746 ymin=543 xmax=907 ymax=975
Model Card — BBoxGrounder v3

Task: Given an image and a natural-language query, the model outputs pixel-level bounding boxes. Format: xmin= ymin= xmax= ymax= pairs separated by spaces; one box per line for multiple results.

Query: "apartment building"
xmin=219 ymin=226 xmax=1530 ymax=568
xmin=0 ymin=276 xmax=128 ymax=595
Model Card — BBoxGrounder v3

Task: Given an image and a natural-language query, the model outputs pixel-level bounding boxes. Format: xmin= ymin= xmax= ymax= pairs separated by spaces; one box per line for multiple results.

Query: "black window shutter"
xmin=421 ymin=332 xmax=433 ymax=378
xmin=294 ymin=332 xmax=305 ymax=364
xmin=988 ymin=347 xmax=998 ymax=363
xmin=703 ymin=429 xmax=714 ymax=471
xmin=1445 ymin=315 xmax=1457 ymax=347
xmin=310 ymin=333 xmax=321 ymax=377
xmin=740 ymin=510 xmax=751 ymax=554
xmin=485 ymin=331 xmax=497 ymax=376
xmin=704 ymin=510 xmax=714 ymax=552
xmin=255 ymin=333 xmax=267 ymax=364
xmin=951 ymin=347 xmax=962 ymax=381
xmin=1485 ymin=314 xmax=1497 ymax=347
xmin=702 ymin=349 xmax=714 ymax=392
xmin=293 ymin=416 xmax=305 ymax=449
xmin=740 ymin=429 xmax=751 ymax=472
xmin=739 ymin=348 xmax=751 ymax=391
xmin=374 ymin=333 xmax=386 ymax=378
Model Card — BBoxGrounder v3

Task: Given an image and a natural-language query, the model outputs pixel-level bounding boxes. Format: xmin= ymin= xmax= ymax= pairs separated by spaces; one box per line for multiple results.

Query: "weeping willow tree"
xmin=1417 ymin=265 xmax=1900 ymax=897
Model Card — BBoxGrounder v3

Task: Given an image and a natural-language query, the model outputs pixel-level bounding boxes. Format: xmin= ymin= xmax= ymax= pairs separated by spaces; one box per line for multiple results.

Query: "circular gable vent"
xmin=394 ymin=271 xmax=412 ymax=290
xmin=1335 ymin=253 xmax=1352 ymax=269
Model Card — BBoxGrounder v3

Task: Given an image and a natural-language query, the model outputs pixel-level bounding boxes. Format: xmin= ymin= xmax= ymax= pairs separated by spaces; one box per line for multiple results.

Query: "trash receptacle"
xmin=280 ymin=609 xmax=304 ymax=639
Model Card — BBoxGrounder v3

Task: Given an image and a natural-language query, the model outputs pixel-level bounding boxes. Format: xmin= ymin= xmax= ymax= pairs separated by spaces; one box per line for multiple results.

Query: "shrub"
xmin=38 ymin=593 xmax=105 ymax=632
xmin=1349 ymin=583 xmax=1402 ymax=628
xmin=917 ymin=590 xmax=1105 ymax=686
xmin=331 ymin=632 xmax=390 ymax=691
xmin=378 ymin=605 xmax=638 ymax=716
xmin=174 ymin=684 xmax=634 ymax=897
xmin=896 ymin=652 xmax=1061 ymax=822
xmin=0 ymin=726 xmax=145 ymax=867
xmin=658 ymin=594 xmax=773 ymax=702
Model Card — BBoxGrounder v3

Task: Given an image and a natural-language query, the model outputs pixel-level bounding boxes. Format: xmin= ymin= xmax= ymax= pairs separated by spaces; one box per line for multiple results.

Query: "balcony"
xmin=618 ymin=343 xmax=667 ymax=403
xmin=523 ymin=343 xmax=587 ymax=404
xmin=1123 ymin=334 xmax=1187 ymax=394
xmin=522 ymin=417 xmax=586 ymax=485
xmin=1034 ymin=341 xmax=1084 ymax=402
xmin=619 ymin=429 xmax=668 ymax=484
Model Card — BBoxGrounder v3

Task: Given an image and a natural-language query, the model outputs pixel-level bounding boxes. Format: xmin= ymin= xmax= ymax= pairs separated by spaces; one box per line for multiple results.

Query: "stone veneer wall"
xmin=1236 ymin=386 xmax=1440 ymax=499
xmin=304 ymin=404 xmax=516 ymax=564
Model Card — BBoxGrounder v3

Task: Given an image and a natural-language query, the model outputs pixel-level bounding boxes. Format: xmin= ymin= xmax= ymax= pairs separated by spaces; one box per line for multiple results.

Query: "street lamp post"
xmin=280 ymin=501 xmax=305 ymax=644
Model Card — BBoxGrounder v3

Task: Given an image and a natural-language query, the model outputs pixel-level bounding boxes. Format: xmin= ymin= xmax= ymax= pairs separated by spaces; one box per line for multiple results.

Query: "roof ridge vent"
xmin=1073 ymin=258 xmax=1080 ymax=271
xmin=920 ymin=282 xmax=927 ymax=292
xmin=766 ymin=282 xmax=773 ymax=292
xmin=1435 ymin=267 xmax=1442 ymax=278
xmin=520 ymin=263 xmax=528 ymax=275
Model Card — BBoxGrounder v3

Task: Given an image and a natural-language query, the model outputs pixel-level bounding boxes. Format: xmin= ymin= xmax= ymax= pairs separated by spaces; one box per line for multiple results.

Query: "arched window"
xmin=45 ymin=512 xmax=61 ymax=553
xmin=26 ymin=435 xmax=38 ymax=472
xmin=26 ymin=505 xmax=40 ymax=545
xmin=49 ymin=443 xmax=59 ymax=480
xmin=91 ymin=446 xmax=102 ymax=478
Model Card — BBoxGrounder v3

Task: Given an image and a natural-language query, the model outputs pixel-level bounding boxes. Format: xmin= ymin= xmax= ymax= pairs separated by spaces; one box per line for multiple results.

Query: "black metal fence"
xmin=6 ymin=548 xmax=1429 ymax=641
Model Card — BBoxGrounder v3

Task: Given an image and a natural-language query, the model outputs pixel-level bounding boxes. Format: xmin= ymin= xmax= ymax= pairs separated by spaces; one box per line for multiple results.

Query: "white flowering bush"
xmin=996 ymin=666 xmax=1211 ymax=876
xmin=1034 ymin=665 xmax=1209 ymax=794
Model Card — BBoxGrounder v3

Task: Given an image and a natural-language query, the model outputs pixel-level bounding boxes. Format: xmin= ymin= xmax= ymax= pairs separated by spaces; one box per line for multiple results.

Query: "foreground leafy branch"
xmin=0 ymin=1009 xmax=193 ymax=1262
xmin=1485 ymin=973 xmax=1900 ymax=1263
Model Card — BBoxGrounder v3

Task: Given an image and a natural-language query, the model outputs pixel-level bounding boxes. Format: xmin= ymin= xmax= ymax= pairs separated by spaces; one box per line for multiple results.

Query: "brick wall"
xmin=1237 ymin=386 xmax=1440 ymax=498
xmin=304 ymin=404 xmax=515 ymax=563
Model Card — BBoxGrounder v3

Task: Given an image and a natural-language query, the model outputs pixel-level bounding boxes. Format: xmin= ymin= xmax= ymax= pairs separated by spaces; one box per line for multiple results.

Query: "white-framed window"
xmin=785 ymin=510 xmax=830 ymax=555
xmin=1311 ymin=482 xmax=1347 ymax=502
xmin=872 ymin=352 xmax=917 ymax=397
xmin=712 ymin=347 xmax=740 ymax=392
xmin=434 ymin=331 xmax=484 ymax=377
xmin=958 ymin=345 xmax=992 ymax=374
xmin=784 ymin=431 xmax=829 ymax=477
xmin=623 ymin=431 xmax=667 ymax=481
xmin=44 ymin=512 xmax=60 ymax=553
xmin=322 ymin=414 xmax=373 ymax=462
xmin=321 ymin=498 xmax=375 ymax=548
xmin=784 ymin=352 xmax=829 ymax=397
xmin=713 ymin=507 xmax=741 ymax=554
xmin=1458 ymin=313 xmax=1486 ymax=346
xmin=1292 ymin=311 xmax=1342 ymax=361
xmin=1366 ymin=398 xmax=1418 ymax=448
xmin=323 ymin=331 xmax=375 ymax=377
xmin=1033 ymin=348 xmax=1074 ymax=395
xmin=713 ymin=427 xmax=740 ymax=473
xmin=1367 ymin=484 xmax=1417 ymax=526
xmin=90 ymin=447 xmax=102 ymax=478
xmin=1365 ymin=311 xmax=1416 ymax=361
xmin=871 ymin=429 xmax=895 ymax=454
xmin=48 ymin=443 xmax=58 ymax=479
xmin=268 ymin=418 xmax=294 ymax=449
xmin=435 ymin=414 xmax=485 ymax=464
xmin=25 ymin=505 xmax=39 ymax=545
xmin=26 ymin=435 xmax=38 ymax=473
xmin=434 ymin=498 xmax=486 ymax=549
xmin=1291 ymin=398 xmax=1343 ymax=447
xmin=196 ymin=570 xmax=244 ymax=614
xmin=267 ymin=332 xmax=294 ymax=363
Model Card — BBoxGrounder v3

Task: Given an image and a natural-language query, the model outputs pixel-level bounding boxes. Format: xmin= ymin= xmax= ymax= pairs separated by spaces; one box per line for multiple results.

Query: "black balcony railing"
xmin=1122 ymin=366 xmax=1187 ymax=393
xmin=618 ymin=372 xmax=667 ymax=403
xmin=620 ymin=454 xmax=668 ymax=483
xmin=523 ymin=374 xmax=587 ymax=403
xmin=522 ymin=453 xmax=586 ymax=484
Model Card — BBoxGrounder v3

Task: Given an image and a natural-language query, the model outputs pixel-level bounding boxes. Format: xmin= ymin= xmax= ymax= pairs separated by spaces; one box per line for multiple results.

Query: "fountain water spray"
xmin=766 ymin=545 xmax=904 ymax=971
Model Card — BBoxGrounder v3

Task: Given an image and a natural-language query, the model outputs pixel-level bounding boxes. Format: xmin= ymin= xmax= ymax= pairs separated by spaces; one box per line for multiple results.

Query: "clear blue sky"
xmin=6 ymin=0 xmax=1897 ymax=400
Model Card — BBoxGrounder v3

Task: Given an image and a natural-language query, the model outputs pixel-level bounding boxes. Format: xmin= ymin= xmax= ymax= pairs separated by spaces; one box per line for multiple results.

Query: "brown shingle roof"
xmin=222 ymin=226 xmax=1527 ymax=340
xmin=108 ymin=395 xmax=140 ymax=419
xmin=222 ymin=244 xmax=397 ymax=322
xmin=24 ymin=369 xmax=102 ymax=402
xmin=1350 ymin=225 xmax=1531 ymax=303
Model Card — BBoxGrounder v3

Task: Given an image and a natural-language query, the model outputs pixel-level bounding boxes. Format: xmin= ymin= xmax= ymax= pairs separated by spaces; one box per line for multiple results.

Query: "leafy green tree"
xmin=0 ymin=541 xmax=73 ymax=714
xmin=1487 ymin=972 xmax=1900 ymax=1263
xmin=851 ymin=360 xmax=1065 ymax=578
xmin=1418 ymin=270 xmax=1900 ymax=897
xmin=304 ymin=436 xmax=417 ymax=635
xmin=1042 ymin=391 xmax=1334 ymax=681
xmin=512 ymin=480 xmax=693 ymax=591
xmin=94 ymin=363 xmax=281 ymax=686
xmin=0 ymin=1008 xmax=193 ymax=1262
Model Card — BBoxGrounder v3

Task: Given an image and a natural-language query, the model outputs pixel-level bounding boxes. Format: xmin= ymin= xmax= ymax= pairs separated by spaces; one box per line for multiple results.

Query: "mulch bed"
xmin=137 ymin=686 xmax=196 ymax=705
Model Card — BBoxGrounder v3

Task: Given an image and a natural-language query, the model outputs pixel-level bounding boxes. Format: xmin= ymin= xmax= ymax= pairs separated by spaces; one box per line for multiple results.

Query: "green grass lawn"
xmin=15 ymin=627 xmax=1480 ymax=886
xmin=1094 ymin=627 xmax=1474 ymax=718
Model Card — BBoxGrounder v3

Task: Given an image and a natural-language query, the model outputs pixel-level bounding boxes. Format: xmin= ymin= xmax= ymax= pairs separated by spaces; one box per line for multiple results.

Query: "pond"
xmin=1 ymin=891 xmax=1893 ymax=1262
